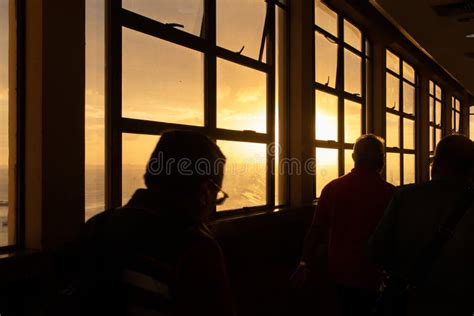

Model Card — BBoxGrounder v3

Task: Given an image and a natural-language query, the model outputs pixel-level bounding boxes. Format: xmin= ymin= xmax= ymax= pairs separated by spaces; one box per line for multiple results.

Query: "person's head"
xmin=144 ymin=130 xmax=226 ymax=221
xmin=352 ymin=134 xmax=386 ymax=173
xmin=431 ymin=134 xmax=474 ymax=182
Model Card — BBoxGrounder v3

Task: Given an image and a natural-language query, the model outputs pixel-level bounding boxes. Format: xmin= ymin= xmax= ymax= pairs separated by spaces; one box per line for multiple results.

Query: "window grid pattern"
xmin=106 ymin=0 xmax=284 ymax=213
xmin=385 ymin=50 xmax=417 ymax=186
xmin=429 ymin=80 xmax=443 ymax=155
xmin=314 ymin=0 xmax=368 ymax=197
xmin=452 ymin=96 xmax=461 ymax=133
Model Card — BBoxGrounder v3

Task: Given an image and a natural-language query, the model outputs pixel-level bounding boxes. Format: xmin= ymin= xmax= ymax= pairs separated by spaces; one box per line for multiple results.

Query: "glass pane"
xmin=386 ymin=50 xmax=399 ymax=74
xmin=386 ymin=153 xmax=400 ymax=186
xmin=403 ymin=154 xmax=415 ymax=184
xmin=122 ymin=0 xmax=204 ymax=37
xmin=344 ymin=49 xmax=361 ymax=95
xmin=217 ymin=59 xmax=266 ymax=133
xmin=122 ymin=28 xmax=204 ymax=126
xmin=435 ymin=85 xmax=442 ymax=100
xmin=316 ymin=148 xmax=338 ymax=198
xmin=429 ymin=97 xmax=434 ymax=124
xmin=403 ymin=82 xmax=415 ymax=115
xmin=315 ymin=0 xmax=337 ymax=36
xmin=315 ymin=31 xmax=337 ymax=88
xmin=344 ymin=19 xmax=361 ymax=51
xmin=217 ymin=0 xmax=266 ymax=61
xmin=86 ymin=0 xmax=105 ymax=221
xmin=436 ymin=128 xmax=442 ymax=148
xmin=122 ymin=134 xmax=161 ymax=206
xmin=403 ymin=119 xmax=415 ymax=150
xmin=386 ymin=73 xmax=399 ymax=111
xmin=455 ymin=99 xmax=461 ymax=112
xmin=344 ymin=100 xmax=361 ymax=144
xmin=344 ymin=149 xmax=353 ymax=175
xmin=470 ymin=113 xmax=474 ymax=140
xmin=429 ymin=126 xmax=434 ymax=152
xmin=0 ymin=0 xmax=9 ymax=246
xmin=435 ymin=100 xmax=442 ymax=125
xmin=386 ymin=113 xmax=399 ymax=148
xmin=216 ymin=141 xmax=266 ymax=211
xmin=403 ymin=61 xmax=415 ymax=83
xmin=315 ymin=90 xmax=338 ymax=141
xmin=429 ymin=80 xmax=434 ymax=96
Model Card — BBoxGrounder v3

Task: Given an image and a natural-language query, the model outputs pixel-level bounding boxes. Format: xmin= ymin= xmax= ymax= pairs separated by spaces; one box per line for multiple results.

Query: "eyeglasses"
xmin=208 ymin=179 xmax=229 ymax=205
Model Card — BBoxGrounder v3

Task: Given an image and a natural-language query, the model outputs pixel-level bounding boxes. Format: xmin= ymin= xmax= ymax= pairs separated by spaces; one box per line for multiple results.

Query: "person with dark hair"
xmin=368 ymin=134 xmax=474 ymax=316
xmin=291 ymin=134 xmax=397 ymax=315
xmin=81 ymin=130 xmax=234 ymax=316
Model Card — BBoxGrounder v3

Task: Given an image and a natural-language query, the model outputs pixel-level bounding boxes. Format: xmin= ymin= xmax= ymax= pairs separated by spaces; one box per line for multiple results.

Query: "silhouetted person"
xmin=368 ymin=134 xmax=474 ymax=316
xmin=291 ymin=134 xmax=396 ymax=316
xmin=81 ymin=130 xmax=234 ymax=316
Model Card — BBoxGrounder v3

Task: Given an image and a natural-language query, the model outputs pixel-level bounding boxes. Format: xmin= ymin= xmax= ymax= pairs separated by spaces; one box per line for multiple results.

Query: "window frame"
xmin=451 ymin=96 xmax=462 ymax=133
xmin=384 ymin=49 xmax=418 ymax=186
xmin=105 ymin=0 xmax=284 ymax=214
xmin=428 ymin=80 xmax=443 ymax=156
xmin=313 ymin=1 xmax=368 ymax=198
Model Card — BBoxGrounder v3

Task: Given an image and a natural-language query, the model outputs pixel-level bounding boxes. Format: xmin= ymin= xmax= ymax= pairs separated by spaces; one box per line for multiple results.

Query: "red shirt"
xmin=312 ymin=167 xmax=396 ymax=288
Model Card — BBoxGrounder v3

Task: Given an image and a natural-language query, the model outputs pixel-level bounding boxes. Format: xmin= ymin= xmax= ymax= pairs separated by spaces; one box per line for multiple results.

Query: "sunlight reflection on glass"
xmin=344 ymin=100 xmax=361 ymax=144
xmin=430 ymin=126 xmax=434 ymax=152
xmin=386 ymin=73 xmax=399 ymax=110
xmin=403 ymin=154 xmax=415 ymax=184
xmin=122 ymin=133 xmax=161 ymax=206
xmin=86 ymin=0 xmax=105 ymax=221
xmin=436 ymin=129 xmax=442 ymax=147
xmin=122 ymin=28 xmax=204 ymax=126
xmin=403 ymin=61 xmax=415 ymax=84
xmin=386 ymin=152 xmax=400 ymax=186
xmin=403 ymin=82 xmax=415 ymax=115
xmin=403 ymin=119 xmax=415 ymax=150
xmin=435 ymin=85 xmax=442 ymax=100
xmin=217 ymin=0 xmax=267 ymax=61
xmin=122 ymin=0 xmax=204 ymax=37
xmin=344 ymin=149 xmax=353 ymax=175
xmin=315 ymin=0 xmax=337 ymax=36
xmin=315 ymin=31 xmax=337 ymax=88
xmin=386 ymin=50 xmax=399 ymax=74
xmin=344 ymin=49 xmax=361 ymax=95
xmin=216 ymin=58 xmax=266 ymax=133
xmin=315 ymin=90 xmax=338 ymax=141
xmin=429 ymin=97 xmax=434 ymax=123
xmin=0 ymin=0 xmax=9 ymax=246
xmin=435 ymin=100 xmax=442 ymax=125
xmin=216 ymin=141 xmax=266 ymax=211
xmin=344 ymin=19 xmax=361 ymax=51
xmin=316 ymin=148 xmax=338 ymax=198
xmin=429 ymin=80 xmax=434 ymax=96
xmin=386 ymin=113 xmax=399 ymax=148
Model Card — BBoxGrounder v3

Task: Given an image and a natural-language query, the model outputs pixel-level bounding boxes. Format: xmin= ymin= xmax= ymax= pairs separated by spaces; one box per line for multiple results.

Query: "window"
xmin=85 ymin=0 xmax=105 ymax=220
xmin=428 ymin=80 xmax=443 ymax=155
xmin=451 ymin=96 xmax=461 ymax=133
xmin=470 ymin=107 xmax=474 ymax=140
xmin=0 ymin=0 xmax=9 ymax=246
xmin=99 ymin=0 xmax=283 ymax=213
xmin=314 ymin=0 xmax=368 ymax=197
xmin=385 ymin=50 xmax=416 ymax=186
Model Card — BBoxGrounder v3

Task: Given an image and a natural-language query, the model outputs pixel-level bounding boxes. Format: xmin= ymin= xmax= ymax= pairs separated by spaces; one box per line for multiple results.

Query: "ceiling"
xmin=372 ymin=0 xmax=474 ymax=97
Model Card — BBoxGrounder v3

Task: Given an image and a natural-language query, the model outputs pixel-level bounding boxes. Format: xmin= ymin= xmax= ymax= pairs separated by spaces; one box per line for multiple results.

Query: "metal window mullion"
xmin=106 ymin=0 xmax=123 ymax=208
xmin=337 ymin=16 xmax=344 ymax=176
xmin=266 ymin=2 xmax=276 ymax=206
xmin=205 ymin=0 xmax=216 ymax=132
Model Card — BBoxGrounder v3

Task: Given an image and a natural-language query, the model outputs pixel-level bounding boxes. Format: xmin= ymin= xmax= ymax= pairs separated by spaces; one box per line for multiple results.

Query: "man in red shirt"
xmin=292 ymin=134 xmax=396 ymax=315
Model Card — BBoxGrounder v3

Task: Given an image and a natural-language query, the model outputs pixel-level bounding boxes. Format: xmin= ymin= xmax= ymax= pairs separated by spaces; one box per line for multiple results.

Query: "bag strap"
xmin=407 ymin=186 xmax=474 ymax=287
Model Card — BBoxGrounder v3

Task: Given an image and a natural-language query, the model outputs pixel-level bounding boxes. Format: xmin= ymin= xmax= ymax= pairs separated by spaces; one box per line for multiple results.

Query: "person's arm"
xmin=290 ymin=186 xmax=331 ymax=287
xmin=176 ymin=238 xmax=235 ymax=316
